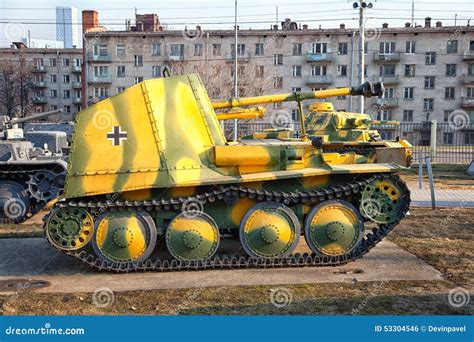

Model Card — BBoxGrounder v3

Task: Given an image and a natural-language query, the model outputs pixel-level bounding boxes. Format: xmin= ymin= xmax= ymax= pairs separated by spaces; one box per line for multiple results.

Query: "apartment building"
xmin=0 ymin=43 xmax=82 ymax=120
xmin=82 ymin=17 xmax=474 ymax=125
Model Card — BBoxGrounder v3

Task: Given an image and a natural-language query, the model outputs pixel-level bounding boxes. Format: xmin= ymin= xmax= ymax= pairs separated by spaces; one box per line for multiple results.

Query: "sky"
xmin=0 ymin=0 xmax=473 ymax=47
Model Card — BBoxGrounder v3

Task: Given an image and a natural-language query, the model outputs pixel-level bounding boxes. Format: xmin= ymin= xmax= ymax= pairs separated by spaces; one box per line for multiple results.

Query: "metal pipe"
xmin=233 ymin=0 xmax=238 ymax=141
xmin=359 ymin=1 xmax=365 ymax=114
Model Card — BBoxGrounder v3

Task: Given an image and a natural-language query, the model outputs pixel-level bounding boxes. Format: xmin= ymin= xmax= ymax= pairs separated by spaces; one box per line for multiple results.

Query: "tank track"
xmin=322 ymin=145 xmax=376 ymax=157
xmin=48 ymin=173 xmax=410 ymax=273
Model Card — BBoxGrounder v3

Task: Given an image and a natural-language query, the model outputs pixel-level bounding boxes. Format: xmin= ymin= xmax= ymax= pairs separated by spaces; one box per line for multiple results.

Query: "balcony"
xmin=306 ymin=52 xmax=333 ymax=63
xmin=463 ymin=50 xmax=474 ymax=61
xmin=462 ymin=74 xmax=474 ymax=84
xmin=31 ymin=81 xmax=46 ymax=88
xmin=87 ymin=53 xmax=112 ymax=63
xmin=72 ymin=65 xmax=82 ymax=73
xmin=72 ymin=81 xmax=82 ymax=89
xmin=32 ymin=96 xmax=47 ymax=104
xmin=73 ymin=97 xmax=82 ymax=104
xmin=461 ymin=97 xmax=474 ymax=108
xmin=225 ymin=53 xmax=251 ymax=63
xmin=376 ymin=97 xmax=399 ymax=108
xmin=305 ymin=75 xmax=332 ymax=86
xmin=165 ymin=55 xmax=185 ymax=62
xmin=32 ymin=65 xmax=46 ymax=73
xmin=372 ymin=75 xmax=400 ymax=85
xmin=87 ymin=75 xmax=112 ymax=84
xmin=373 ymin=52 xmax=401 ymax=63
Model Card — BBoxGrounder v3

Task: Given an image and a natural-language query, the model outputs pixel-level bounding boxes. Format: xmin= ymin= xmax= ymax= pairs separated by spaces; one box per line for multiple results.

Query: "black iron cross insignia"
xmin=107 ymin=126 xmax=128 ymax=146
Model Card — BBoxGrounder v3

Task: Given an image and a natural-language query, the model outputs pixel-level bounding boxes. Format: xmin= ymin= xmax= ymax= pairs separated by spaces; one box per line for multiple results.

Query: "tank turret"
xmin=43 ymin=74 xmax=410 ymax=272
xmin=0 ymin=109 xmax=63 ymax=140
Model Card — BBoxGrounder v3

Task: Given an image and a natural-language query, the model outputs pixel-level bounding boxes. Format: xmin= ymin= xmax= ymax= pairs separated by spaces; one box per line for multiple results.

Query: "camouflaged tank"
xmin=243 ymin=101 xmax=413 ymax=167
xmin=44 ymin=74 xmax=411 ymax=272
xmin=0 ymin=109 xmax=67 ymax=223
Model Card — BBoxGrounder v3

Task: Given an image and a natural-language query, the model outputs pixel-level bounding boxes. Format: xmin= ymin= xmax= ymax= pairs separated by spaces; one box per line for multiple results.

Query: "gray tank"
xmin=0 ymin=109 xmax=68 ymax=223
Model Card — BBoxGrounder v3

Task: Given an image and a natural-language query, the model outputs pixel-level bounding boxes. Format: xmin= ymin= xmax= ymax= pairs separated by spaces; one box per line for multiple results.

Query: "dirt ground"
xmin=0 ymin=207 xmax=472 ymax=315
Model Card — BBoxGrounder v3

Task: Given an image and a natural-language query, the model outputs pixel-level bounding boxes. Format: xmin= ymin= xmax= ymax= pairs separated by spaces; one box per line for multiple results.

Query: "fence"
xmin=223 ymin=121 xmax=474 ymax=165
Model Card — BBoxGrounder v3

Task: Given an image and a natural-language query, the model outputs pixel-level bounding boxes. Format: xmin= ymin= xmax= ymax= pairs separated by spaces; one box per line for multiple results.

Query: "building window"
xmin=49 ymin=58 xmax=56 ymax=67
xmin=116 ymin=87 xmax=126 ymax=93
xmin=443 ymin=110 xmax=451 ymax=122
xmin=378 ymin=110 xmax=392 ymax=121
xmin=337 ymin=65 xmax=347 ymax=77
xmin=194 ymin=44 xmax=203 ymax=56
xmin=445 ymin=87 xmax=455 ymax=100
xmin=273 ymin=77 xmax=283 ymax=89
xmin=424 ymin=76 xmax=435 ymax=89
xmin=384 ymin=88 xmax=394 ymax=99
xmin=466 ymin=87 xmax=474 ymax=98
xmin=468 ymin=64 xmax=474 ymax=76
xmin=93 ymin=66 xmax=108 ymax=77
xmin=116 ymin=66 xmax=125 ymax=77
xmin=379 ymin=42 xmax=395 ymax=54
xmin=470 ymin=41 xmax=474 ymax=51
xmin=134 ymin=77 xmax=144 ymax=84
xmin=170 ymin=44 xmax=184 ymax=56
xmin=443 ymin=132 xmax=454 ymax=145
xmin=364 ymin=42 xmax=368 ymax=54
xmin=292 ymin=87 xmax=301 ymax=92
xmin=63 ymin=90 xmax=70 ymax=99
xmin=311 ymin=43 xmax=327 ymax=54
xmin=50 ymin=89 xmax=57 ymax=98
xmin=403 ymin=110 xmax=413 ymax=122
xmin=273 ymin=54 xmax=283 ymax=65
xmin=50 ymin=74 xmax=57 ymax=83
xmin=338 ymin=42 xmax=348 ymax=55
xmin=62 ymin=58 xmax=69 ymax=67
xmin=291 ymin=109 xmax=298 ymax=121
xmin=403 ymin=87 xmax=414 ymax=99
xmin=293 ymin=43 xmax=302 ymax=56
xmin=94 ymin=87 xmax=108 ymax=99
xmin=404 ymin=64 xmax=415 ymax=77
xmin=93 ymin=44 xmax=108 ymax=56
xmin=116 ymin=44 xmax=125 ymax=56
xmin=311 ymin=65 xmax=327 ymax=76
xmin=152 ymin=43 xmax=161 ymax=56
xmin=33 ymin=58 xmax=43 ymax=67
xmin=63 ymin=74 xmax=70 ymax=83
xmin=425 ymin=52 xmax=436 ymax=65
xmin=50 ymin=105 xmax=58 ymax=111
xmin=465 ymin=132 xmax=474 ymax=145
xmin=292 ymin=65 xmax=301 ymax=77
xmin=231 ymin=44 xmax=246 ymax=56
xmin=446 ymin=64 xmax=457 ymax=77
xmin=63 ymin=105 xmax=71 ymax=113
xmin=446 ymin=40 xmax=458 ymax=53
xmin=255 ymin=43 xmax=264 ymax=56
xmin=212 ymin=44 xmax=221 ymax=56
xmin=255 ymin=65 xmax=264 ymax=78
xmin=152 ymin=66 xmax=161 ymax=78
xmin=423 ymin=98 xmax=434 ymax=111
xmin=380 ymin=65 xmax=395 ymax=77
xmin=134 ymin=55 xmax=143 ymax=66
xmin=405 ymin=41 xmax=415 ymax=53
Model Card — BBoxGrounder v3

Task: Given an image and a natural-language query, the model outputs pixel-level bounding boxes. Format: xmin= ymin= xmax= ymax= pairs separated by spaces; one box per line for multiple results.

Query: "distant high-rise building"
xmin=56 ymin=6 xmax=81 ymax=48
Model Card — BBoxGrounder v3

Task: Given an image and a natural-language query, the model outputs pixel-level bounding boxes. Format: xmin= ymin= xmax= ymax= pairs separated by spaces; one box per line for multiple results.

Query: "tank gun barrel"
xmin=9 ymin=109 xmax=63 ymax=125
xmin=212 ymin=82 xmax=384 ymax=110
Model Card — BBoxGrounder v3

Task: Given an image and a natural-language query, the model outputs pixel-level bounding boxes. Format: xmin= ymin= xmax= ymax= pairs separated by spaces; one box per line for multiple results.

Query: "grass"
xmin=0 ymin=207 xmax=472 ymax=316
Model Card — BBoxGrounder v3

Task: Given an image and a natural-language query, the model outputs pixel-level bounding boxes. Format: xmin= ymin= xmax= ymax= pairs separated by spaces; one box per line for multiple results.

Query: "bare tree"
xmin=0 ymin=57 xmax=33 ymax=118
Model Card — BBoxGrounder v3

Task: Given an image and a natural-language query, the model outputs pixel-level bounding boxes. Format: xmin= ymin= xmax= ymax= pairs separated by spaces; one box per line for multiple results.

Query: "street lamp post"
xmin=353 ymin=1 xmax=373 ymax=114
